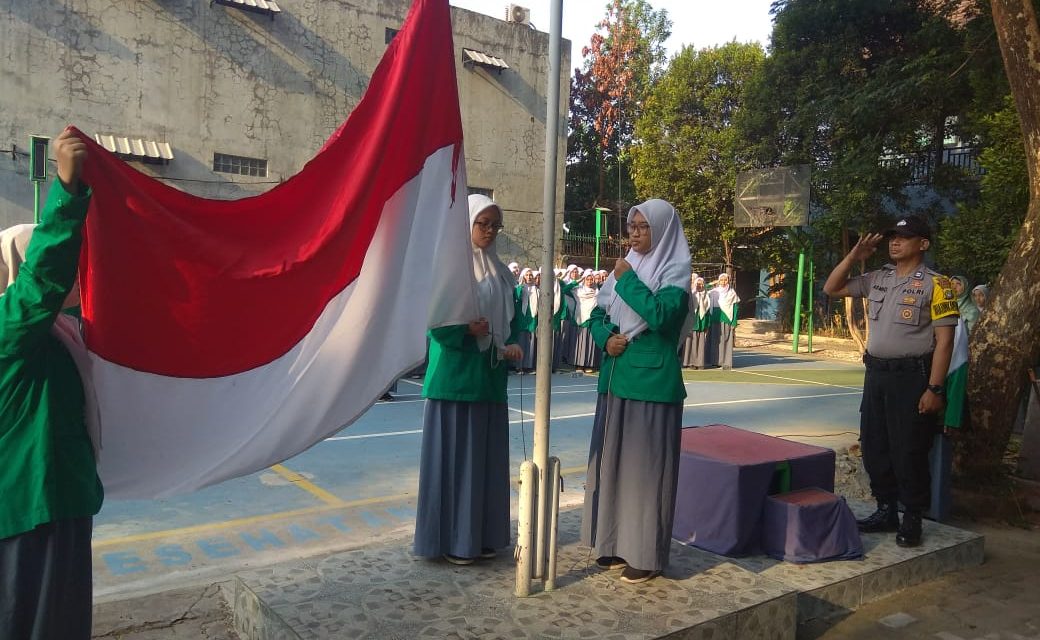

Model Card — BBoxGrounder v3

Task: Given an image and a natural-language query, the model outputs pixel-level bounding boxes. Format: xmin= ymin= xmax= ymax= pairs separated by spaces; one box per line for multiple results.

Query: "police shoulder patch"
xmin=930 ymin=275 xmax=959 ymax=321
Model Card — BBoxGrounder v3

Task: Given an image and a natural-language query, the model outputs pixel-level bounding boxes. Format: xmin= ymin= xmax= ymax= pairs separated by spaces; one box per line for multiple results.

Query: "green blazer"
xmin=0 ymin=181 xmax=104 ymax=540
xmin=590 ymin=270 xmax=689 ymax=404
xmin=422 ymin=296 xmax=523 ymax=404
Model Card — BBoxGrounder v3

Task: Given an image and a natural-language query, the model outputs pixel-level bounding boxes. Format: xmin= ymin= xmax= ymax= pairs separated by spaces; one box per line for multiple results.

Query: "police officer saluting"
xmin=823 ymin=215 xmax=958 ymax=547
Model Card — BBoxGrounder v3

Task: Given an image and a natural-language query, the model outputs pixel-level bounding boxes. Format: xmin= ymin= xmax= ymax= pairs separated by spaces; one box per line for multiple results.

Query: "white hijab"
xmin=0 ymin=223 xmax=100 ymax=456
xmin=468 ymin=195 xmax=515 ymax=352
xmin=574 ymin=273 xmax=599 ymax=325
xmin=692 ymin=277 xmax=711 ymax=318
xmin=710 ymin=274 xmax=740 ymax=320
xmin=518 ymin=268 xmax=537 ymax=317
xmin=598 ymin=199 xmax=692 ymax=340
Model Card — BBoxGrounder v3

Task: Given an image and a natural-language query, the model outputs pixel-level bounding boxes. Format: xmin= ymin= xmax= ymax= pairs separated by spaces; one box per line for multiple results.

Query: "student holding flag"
xmin=0 ymin=129 xmax=102 ymax=640
xmin=413 ymin=194 xmax=524 ymax=565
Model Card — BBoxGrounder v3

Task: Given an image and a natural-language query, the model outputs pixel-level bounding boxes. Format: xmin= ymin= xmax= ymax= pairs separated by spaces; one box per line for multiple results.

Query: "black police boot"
xmin=856 ymin=501 xmax=899 ymax=533
xmin=896 ymin=511 xmax=923 ymax=547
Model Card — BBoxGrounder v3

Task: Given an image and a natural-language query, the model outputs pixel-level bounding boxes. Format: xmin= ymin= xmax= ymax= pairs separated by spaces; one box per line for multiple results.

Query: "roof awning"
xmin=212 ymin=0 xmax=281 ymax=17
xmin=94 ymin=134 xmax=174 ymax=164
xmin=462 ymin=48 xmax=510 ymax=72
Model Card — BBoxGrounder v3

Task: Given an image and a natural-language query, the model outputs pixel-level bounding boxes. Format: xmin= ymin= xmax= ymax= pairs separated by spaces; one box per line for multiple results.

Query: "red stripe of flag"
xmin=78 ymin=0 xmax=462 ymax=378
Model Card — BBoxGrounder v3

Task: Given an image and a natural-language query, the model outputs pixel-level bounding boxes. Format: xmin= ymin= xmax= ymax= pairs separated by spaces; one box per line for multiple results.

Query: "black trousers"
xmin=860 ymin=356 xmax=938 ymax=511
xmin=0 ymin=517 xmax=93 ymax=640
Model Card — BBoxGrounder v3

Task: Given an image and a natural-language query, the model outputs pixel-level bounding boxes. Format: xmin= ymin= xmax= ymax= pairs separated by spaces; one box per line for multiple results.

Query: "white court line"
xmin=326 ymin=390 xmax=861 ymax=439
xmin=374 ymin=384 xmax=603 ymax=406
xmin=735 ymin=369 xmax=861 ymax=390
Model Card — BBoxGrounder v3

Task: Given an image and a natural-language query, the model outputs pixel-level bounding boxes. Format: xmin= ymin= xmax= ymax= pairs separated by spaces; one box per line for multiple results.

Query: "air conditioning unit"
xmin=506 ymin=4 xmax=531 ymax=26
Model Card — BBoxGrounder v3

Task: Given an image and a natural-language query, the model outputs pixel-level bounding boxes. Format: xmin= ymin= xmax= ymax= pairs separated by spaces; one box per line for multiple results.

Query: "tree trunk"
xmin=960 ymin=0 xmax=1040 ymax=480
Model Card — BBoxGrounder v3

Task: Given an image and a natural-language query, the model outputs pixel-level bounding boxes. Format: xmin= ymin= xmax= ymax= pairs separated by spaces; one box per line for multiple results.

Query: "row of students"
xmin=681 ymin=273 xmax=742 ymax=369
xmin=414 ymin=195 xmax=692 ymax=584
xmin=511 ymin=265 xmax=611 ymax=374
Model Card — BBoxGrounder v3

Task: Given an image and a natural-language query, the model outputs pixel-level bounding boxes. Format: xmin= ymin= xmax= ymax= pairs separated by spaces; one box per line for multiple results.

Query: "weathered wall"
xmin=0 ymin=0 xmax=569 ymax=265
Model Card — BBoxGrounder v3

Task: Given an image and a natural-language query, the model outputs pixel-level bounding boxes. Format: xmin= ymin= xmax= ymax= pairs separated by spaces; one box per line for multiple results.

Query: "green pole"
xmin=593 ymin=207 xmax=604 ymax=271
xmin=807 ymin=258 xmax=814 ymax=353
xmin=792 ymin=250 xmax=805 ymax=352
xmin=29 ymin=135 xmax=50 ymax=223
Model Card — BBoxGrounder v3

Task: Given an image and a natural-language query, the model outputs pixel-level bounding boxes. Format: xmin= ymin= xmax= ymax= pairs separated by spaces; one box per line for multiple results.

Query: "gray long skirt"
xmin=414 ymin=400 xmax=511 ymax=559
xmin=0 ymin=517 xmax=93 ymax=640
xmin=681 ymin=331 xmax=707 ymax=368
xmin=581 ymin=394 xmax=682 ymax=571
xmin=517 ymin=332 xmax=537 ymax=370
xmin=717 ymin=323 xmax=735 ymax=369
xmin=572 ymin=325 xmax=601 ymax=370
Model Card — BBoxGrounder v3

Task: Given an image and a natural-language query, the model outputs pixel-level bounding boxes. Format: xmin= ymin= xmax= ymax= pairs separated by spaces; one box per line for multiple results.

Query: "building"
xmin=0 ymin=0 xmax=569 ymax=265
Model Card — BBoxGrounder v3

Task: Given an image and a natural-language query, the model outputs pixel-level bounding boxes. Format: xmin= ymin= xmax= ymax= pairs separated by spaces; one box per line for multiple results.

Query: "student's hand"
xmin=849 ymin=233 xmax=884 ymax=263
xmin=614 ymin=258 xmax=632 ymax=278
xmin=501 ymin=344 xmax=523 ymax=361
xmin=606 ymin=333 xmax=628 ymax=357
xmin=918 ymin=389 xmax=945 ymax=415
xmin=467 ymin=318 xmax=490 ymax=337
xmin=54 ymin=128 xmax=87 ymax=193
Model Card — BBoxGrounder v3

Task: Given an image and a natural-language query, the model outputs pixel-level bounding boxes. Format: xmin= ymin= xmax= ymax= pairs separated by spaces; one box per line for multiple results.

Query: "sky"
xmin=449 ymin=0 xmax=777 ymax=62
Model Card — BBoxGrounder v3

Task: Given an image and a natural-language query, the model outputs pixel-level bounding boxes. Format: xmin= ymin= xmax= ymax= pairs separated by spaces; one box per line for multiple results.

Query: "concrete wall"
xmin=0 ymin=0 xmax=569 ymax=265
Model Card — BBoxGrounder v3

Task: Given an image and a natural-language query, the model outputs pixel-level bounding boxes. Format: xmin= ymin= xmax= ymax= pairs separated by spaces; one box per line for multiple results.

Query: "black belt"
xmin=863 ymin=352 xmax=932 ymax=373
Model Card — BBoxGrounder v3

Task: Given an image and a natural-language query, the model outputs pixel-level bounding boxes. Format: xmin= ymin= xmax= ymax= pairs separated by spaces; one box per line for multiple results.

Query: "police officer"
xmin=823 ymin=215 xmax=958 ymax=547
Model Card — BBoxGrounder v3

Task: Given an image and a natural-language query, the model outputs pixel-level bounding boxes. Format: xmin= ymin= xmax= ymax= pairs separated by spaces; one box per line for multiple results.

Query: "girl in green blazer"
xmin=580 ymin=198 xmax=691 ymax=584
xmin=414 ymin=194 xmax=524 ymax=565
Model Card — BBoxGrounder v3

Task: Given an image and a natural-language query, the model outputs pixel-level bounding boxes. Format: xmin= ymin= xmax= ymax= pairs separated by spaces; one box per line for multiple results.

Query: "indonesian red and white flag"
xmin=72 ymin=0 xmax=476 ymax=498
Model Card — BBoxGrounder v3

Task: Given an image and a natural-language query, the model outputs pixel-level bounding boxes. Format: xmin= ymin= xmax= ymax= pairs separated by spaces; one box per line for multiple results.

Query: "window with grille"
xmin=213 ymin=153 xmax=268 ymax=177
xmin=385 ymin=28 xmax=399 ymax=44
xmin=468 ymin=186 xmax=494 ymax=199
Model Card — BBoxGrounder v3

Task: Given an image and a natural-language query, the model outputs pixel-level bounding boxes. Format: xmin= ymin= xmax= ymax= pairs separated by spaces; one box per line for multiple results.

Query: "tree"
xmin=938 ymin=96 xmax=1029 ymax=283
xmin=961 ymin=0 xmax=1040 ymax=481
xmin=631 ymin=42 xmax=782 ymax=268
xmin=565 ymin=0 xmax=671 ymax=232
xmin=740 ymin=0 xmax=990 ymax=338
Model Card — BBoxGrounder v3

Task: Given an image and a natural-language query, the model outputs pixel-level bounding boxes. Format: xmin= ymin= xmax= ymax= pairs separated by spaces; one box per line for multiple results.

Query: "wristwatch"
xmin=927 ymin=384 xmax=946 ymax=396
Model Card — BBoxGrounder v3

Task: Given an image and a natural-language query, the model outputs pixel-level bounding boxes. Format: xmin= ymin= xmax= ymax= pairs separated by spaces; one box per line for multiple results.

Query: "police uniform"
xmin=846 ymin=262 xmax=958 ymax=537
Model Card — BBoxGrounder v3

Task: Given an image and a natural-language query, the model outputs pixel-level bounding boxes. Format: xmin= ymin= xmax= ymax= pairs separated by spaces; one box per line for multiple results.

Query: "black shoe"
xmin=379 ymin=392 xmax=393 ymax=401
xmin=479 ymin=548 xmax=497 ymax=559
xmin=443 ymin=554 xmax=475 ymax=565
xmin=595 ymin=556 xmax=627 ymax=570
xmin=857 ymin=501 xmax=900 ymax=533
xmin=896 ymin=511 xmax=923 ymax=547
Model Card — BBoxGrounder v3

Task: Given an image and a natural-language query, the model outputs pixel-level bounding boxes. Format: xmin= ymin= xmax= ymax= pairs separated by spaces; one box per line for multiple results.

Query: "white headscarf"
xmin=518 ymin=268 xmax=538 ymax=317
xmin=468 ymin=195 xmax=516 ymax=352
xmin=574 ymin=273 xmax=599 ymax=325
xmin=692 ymin=277 xmax=711 ymax=319
xmin=710 ymin=273 xmax=740 ymax=320
xmin=597 ymin=199 xmax=692 ymax=340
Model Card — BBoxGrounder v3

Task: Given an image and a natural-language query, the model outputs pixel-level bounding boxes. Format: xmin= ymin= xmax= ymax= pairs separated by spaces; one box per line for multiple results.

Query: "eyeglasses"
xmin=473 ymin=221 xmax=504 ymax=232
xmin=626 ymin=223 xmax=650 ymax=234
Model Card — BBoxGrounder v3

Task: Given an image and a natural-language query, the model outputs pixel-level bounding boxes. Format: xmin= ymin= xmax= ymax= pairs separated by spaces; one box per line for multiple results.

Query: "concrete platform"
xmin=225 ymin=504 xmax=983 ymax=639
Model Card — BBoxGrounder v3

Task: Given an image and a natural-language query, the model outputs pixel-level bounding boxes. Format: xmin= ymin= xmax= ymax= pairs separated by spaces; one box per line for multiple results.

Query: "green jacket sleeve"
xmin=429 ymin=324 xmax=476 ymax=352
xmin=589 ymin=305 xmax=617 ymax=350
xmin=0 ymin=181 xmax=89 ymax=357
xmin=615 ymin=270 xmax=688 ymax=332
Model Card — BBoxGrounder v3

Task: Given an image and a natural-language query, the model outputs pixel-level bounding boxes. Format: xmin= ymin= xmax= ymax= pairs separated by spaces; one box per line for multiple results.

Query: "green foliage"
xmin=739 ymin=0 xmax=993 ymax=270
xmin=937 ymin=96 xmax=1029 ymax=283
xmin=631 ymin=42 xmax=788 ymax=268
xmin=565 ymin=0 xmax=672 ymax=232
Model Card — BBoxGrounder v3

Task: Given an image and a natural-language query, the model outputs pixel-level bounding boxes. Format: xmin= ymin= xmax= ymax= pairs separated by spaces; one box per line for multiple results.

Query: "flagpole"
xmin=530 ymin=0 xmax=564 ymax=587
